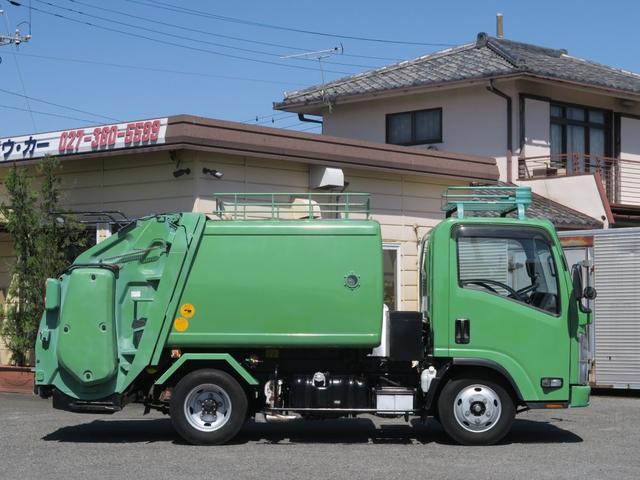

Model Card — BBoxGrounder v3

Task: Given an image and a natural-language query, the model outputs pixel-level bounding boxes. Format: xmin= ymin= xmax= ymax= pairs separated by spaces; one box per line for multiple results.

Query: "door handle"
xmin=455 ymin=318 xmax=470 ymax=344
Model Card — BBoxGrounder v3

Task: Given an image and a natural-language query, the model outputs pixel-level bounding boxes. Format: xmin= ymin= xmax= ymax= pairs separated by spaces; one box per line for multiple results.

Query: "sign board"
xmin=0 ymin=117 xmax=168 ymax=163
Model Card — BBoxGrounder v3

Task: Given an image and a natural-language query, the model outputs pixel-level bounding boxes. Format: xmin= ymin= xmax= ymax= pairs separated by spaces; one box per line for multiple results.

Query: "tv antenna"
xmin=282 ymin=44 xmax=343 ymax=111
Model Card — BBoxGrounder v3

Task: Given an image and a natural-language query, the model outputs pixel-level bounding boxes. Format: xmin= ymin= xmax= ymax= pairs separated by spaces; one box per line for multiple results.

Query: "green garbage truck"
xmin=34 ymin=187 xmax=593 ymax=445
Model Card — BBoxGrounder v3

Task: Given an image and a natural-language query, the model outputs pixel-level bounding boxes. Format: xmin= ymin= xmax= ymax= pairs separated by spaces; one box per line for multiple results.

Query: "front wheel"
xmin=437 ymin=377 xmax=515 ymax=445
xmin=170 ymin=369 xmax=248 ymax=445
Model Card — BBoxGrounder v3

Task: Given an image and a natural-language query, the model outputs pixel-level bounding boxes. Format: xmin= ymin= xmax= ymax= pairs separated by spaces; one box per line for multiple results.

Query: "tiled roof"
xmin=473 ymin=185 xmax=603 ymax=229
xmin=276 ymin=33 xmax=640 ymax=109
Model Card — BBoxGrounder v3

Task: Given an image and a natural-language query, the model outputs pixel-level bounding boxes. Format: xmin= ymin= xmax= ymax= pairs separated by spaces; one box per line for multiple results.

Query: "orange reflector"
xmin=170 ymin=349 xmax=182 ymax=359
xmin=544 ymin=403 xmax=564 ymax=409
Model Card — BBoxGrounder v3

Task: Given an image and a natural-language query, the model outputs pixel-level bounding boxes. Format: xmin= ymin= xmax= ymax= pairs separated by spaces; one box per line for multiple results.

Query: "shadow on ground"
xmin=42 ymin=416 xmax=582 ymax=445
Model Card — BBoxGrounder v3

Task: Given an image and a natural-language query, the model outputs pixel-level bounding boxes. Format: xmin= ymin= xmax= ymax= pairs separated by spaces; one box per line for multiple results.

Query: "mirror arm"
xmin=578 ymin=302 xmax=592 ymax=314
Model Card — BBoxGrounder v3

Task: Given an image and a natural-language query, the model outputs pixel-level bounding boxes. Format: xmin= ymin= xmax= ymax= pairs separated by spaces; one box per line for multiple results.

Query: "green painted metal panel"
xmin=155 ymin=353 xmax=259 ymax=386
xmin=36 ymin=213 xmax=206 ymax=400
xmin=57 ymin=268 xmax=117 ymax=386
xmin=426 ymin=217 xmax=577 ymax=402
xmin=167 ymin=220 xmax=383 ymax=348
xmin=44 ymin=278 xmax=61 ymax=311
xmin=569 ymin=385 xmax=590 ymax=407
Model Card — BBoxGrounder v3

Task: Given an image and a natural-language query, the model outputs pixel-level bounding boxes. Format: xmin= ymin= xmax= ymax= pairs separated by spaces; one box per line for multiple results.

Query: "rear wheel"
xmin=170 ymin=369 xmax=247 ymax=445
xmin=437 ymin=376 xmax=515 ymax=445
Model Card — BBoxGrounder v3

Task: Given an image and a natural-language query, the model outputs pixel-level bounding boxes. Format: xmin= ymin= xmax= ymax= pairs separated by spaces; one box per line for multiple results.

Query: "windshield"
xmin=456 ymin=228 xmax=560 ymax=315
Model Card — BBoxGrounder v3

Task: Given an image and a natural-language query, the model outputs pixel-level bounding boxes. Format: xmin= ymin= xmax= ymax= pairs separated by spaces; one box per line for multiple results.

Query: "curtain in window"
xmin=387 ymin=113 xmax=412 ymax=145
xmin=550 ymin=124 xmax=563 ymax=169
xmin=414 ymin=109 xmax=441 ymax=142
xmin=567 ymin=125 xmax=585 ymax=174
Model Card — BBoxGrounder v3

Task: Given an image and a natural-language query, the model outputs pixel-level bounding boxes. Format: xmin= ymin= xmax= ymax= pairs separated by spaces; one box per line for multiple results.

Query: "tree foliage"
xmin=1 ymin=156 xmax=87 ymax=365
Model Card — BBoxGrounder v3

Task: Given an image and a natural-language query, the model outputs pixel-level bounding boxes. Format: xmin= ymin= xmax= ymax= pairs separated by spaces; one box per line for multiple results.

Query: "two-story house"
xmin=275 ymin=32 xmax=640 ymax=227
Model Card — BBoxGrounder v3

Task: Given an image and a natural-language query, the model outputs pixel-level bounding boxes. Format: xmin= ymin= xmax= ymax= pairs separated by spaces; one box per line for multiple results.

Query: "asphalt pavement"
xmin=1 ymin=392 xmax=639 ymax=480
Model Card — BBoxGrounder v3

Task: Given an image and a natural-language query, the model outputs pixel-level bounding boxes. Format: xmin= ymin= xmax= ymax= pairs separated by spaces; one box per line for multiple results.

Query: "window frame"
xmin=549 ymin=101 xmax=612 ymax=160
xmin=453 ymin=225 xmax=562 ymax=317
xmin=386 ymin=107 xmax=443 ymax=146
xmin=382 ymin=242 xmax=402 ymax=310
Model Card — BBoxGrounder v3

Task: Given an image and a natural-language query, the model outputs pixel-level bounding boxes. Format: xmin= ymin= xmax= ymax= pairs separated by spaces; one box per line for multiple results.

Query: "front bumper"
xmin=569 ymin=385 xmax=590 ymax=408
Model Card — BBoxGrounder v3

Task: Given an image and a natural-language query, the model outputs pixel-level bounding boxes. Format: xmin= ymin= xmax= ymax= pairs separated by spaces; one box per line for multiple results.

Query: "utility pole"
xmin=0 ymin=7 xmax=31 ymax=48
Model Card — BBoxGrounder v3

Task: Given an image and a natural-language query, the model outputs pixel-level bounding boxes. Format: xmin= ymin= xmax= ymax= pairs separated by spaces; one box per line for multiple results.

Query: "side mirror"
xmin=571 ymin=264 xmax=584 ymax=298
xmin=583 ymin=286 xmax=597 ymax=300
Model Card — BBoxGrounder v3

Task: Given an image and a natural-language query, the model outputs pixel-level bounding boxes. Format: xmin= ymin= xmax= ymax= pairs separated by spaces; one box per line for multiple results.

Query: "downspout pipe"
xmin=486 ymin=80 xmax=513 ymax=182
xmin=298 ymin=113 xmax=323 ymax=124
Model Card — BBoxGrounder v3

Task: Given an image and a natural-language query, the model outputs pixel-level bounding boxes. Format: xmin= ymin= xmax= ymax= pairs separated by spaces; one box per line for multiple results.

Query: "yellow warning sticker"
xmin=173 ymin=317 xmax=189 ymax=332
xmin=180 ymin=303 xmax=196 ymax=318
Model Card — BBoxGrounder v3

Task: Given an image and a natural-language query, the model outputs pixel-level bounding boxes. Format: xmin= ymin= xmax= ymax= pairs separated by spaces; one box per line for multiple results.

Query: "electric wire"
xmin=68 ymin=0 xmax=402 ymax=61
xmin=252 ymin=114 xmax=298 ymax=126
xmin=0 ymin=103 xmax=100 ymax=124
xmin=34 ymin=0 xmax=375 ymax=69
xmin=12 ymin=2 xmax=354 ymax=75
xmin=0 ymin=86 xmax=120 ymax=122
xmin=279 ymin=121 xmax=307 ymax=129
xmin=241 ymin=112 xmax=292 ymax=123
xmin=62 ymin=0 xmax=387 ymax=67
xmin=298 ymin=124 xmax=322 ymax=132
xmin=124 ymin=0 xmax=457 ymax=47
xmin=13 ymin=52 xmax=304 ymax=86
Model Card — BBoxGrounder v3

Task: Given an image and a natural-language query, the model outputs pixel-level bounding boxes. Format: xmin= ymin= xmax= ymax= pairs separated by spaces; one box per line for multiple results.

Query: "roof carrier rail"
xmin=442 ymin=186 xmax=532 ymax=220
xmin=214 ymin=192 xmax=370 ymax=220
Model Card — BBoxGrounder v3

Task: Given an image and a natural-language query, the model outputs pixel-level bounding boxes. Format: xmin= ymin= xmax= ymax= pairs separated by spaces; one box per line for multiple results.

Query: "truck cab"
xmin=35 ymin=188 xmax=591 ymax=446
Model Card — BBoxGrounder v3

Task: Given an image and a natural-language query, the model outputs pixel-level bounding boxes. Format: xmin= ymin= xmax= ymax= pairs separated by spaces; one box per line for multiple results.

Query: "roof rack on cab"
xmin=442 ymin=186 xmax=532 ymax=220
xmin=213 ymin=192 xmax=371 ymax=221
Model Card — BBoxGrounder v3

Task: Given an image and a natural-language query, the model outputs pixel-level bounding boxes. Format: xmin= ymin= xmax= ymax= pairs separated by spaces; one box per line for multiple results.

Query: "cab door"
xmin=448 ymin=224 xmax=570 ymax=402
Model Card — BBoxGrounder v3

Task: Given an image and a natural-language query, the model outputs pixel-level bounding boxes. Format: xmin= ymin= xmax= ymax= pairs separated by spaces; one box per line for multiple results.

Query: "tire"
xmin=437 ymin=376 xmax=515 ymax=446
xmin=170 ymin=369 xmax=248 ymax=445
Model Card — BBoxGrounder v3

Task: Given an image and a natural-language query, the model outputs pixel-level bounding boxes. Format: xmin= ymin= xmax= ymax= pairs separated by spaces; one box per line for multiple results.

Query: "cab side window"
xmin=457 ymin=232 xmax=560 ymax=315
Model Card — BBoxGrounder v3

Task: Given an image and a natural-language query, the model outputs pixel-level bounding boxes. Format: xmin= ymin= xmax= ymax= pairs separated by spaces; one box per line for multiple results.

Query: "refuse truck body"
xmin=35 ymin=188 xmax=592 ymax=445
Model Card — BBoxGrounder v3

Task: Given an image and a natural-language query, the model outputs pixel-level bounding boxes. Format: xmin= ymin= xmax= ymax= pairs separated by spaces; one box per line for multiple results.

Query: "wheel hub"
xmin=184 ymin=384 xmax=232 ymax=432
xmin=453 ymin=384 xmax=502 ymax=433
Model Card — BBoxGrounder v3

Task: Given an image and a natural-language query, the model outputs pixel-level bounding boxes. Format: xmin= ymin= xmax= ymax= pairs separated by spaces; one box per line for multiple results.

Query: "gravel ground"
xmin=1 ymin=392 xmax=639 ymax=480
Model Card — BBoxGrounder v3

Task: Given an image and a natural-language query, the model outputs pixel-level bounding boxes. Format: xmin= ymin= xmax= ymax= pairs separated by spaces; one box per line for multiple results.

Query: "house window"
xmin=550 ymin=103 xmax=611 ymax=174
xmin=386 ymin=108 xmax=442 ymax=145
xmin=383 ymin=243 xmax=401 ymax=310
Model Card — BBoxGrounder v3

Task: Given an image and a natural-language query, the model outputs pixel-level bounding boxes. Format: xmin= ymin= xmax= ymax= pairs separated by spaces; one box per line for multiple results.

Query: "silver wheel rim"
xmin=453 ymin=384 xmax=502 ymax=433
xmin=184 ymin=384 xmax=232 ymax=432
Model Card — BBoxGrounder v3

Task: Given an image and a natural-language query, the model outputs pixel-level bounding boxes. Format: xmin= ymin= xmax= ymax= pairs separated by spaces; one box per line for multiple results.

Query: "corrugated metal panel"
xmin=594 ymin=230 xmax=640 ymax=387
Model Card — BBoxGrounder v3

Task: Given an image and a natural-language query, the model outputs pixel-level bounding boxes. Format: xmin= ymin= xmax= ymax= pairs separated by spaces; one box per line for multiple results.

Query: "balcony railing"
xmin=518 ymin=153 xmax=640 ymax=206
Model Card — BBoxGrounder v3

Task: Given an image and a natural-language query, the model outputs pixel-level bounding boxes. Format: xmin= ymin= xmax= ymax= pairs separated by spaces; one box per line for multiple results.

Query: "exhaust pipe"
xmin=264 ymin=413 xmax=298 ymax=422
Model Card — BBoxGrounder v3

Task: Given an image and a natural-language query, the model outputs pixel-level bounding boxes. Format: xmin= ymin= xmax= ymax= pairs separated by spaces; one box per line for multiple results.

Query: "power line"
xmin=0 ymin=103 xmax=100 ymax=124
xmin=61 ymin=0 xmax=383 ymax=68
xmin=242 ymin=112 xmax=292 ymax=123
xmin=247 ymin=114 xmax=298 ymax=126
xmin=279 ymin=121 xmax=307 ymax=129
xmin=124 ymin=0 xmax=457 ymax=47
xmin=0 ymin=86 xmax=120 ymax=122
xmin=12 ymin=2 xmax=354 ymax=75
xmin=298 ymin=124 xmax=322 ymax=132
xmin=13 ymin=52 xmax=304 ymax=86
xmin=67 ymin=0 xmax=402 ymax=62
xmin=255 ymin=116 xmax=298 ymax=126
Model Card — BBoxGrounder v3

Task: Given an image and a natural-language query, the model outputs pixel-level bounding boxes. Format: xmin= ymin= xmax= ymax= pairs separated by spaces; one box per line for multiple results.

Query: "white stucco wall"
xmin=517 ymin=175 xmax=608 ymax=227
xmin=619 ymin=116 xmax=640 ymax=205
xmin=322 ymin=84 xmax=514 ymax=181
xmin=522 ymin=98 xmax=551 ymax=158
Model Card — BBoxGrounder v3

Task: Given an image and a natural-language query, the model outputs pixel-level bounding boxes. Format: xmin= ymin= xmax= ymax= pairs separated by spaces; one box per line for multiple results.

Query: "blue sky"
xmin=0 ymin=0 xmax=637 ymax=137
